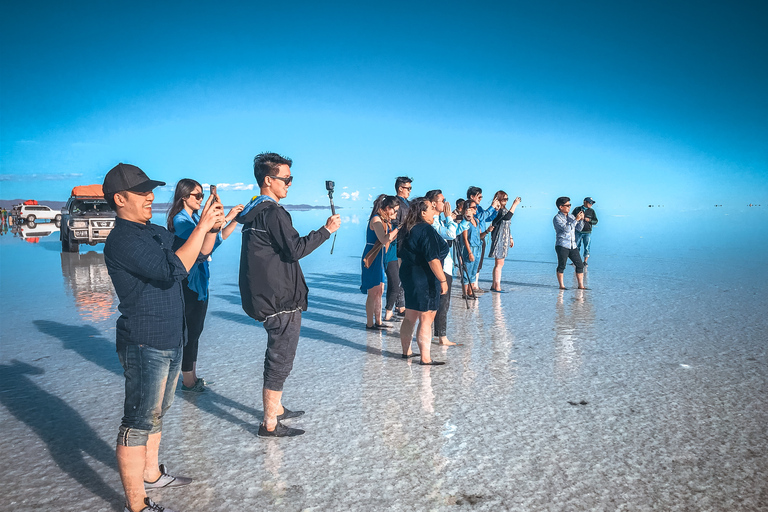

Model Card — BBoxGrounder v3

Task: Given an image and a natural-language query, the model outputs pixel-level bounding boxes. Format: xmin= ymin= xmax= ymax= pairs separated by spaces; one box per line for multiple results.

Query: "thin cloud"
xmin=341 ymin=190 xmax=360 ymax=201
xmin=0 ymin=173 xmax=83 ymax=181
xmin=201 ymin=182 xmax=254 ymax=191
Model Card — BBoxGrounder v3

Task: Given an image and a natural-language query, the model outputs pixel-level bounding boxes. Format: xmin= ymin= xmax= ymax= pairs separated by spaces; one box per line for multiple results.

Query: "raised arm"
xmin=175 ymin=195 xmax=225 ymax=270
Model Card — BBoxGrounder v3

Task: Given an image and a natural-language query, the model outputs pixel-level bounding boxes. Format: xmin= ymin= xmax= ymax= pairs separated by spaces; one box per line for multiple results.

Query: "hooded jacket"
xmin=237 ymin=198 xmax=330 ymax=321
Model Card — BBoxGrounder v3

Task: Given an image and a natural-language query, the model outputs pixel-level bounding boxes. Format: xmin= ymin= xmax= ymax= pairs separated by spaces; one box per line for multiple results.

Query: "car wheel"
xmin=67 ymin=234 xmax=79 ymax=253
xmin=26 ymin=214 xmax=36 ymax=223
xmin=55 ymin=214 xmax=62 ymax=222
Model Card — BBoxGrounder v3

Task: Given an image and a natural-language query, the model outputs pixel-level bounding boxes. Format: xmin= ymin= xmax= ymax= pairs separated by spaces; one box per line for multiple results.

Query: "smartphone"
xmin=210 ymin=185 xmax=218 ymax=203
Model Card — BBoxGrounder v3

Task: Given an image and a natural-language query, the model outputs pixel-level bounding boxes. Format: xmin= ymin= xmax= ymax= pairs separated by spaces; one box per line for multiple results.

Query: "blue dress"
xmin=360 ymin=221 xmax=386 ymax=293
xmin=398 ymin=223 xmax=449 ymax=312
xmin=458 ymin=219 xmax=482 ymax=283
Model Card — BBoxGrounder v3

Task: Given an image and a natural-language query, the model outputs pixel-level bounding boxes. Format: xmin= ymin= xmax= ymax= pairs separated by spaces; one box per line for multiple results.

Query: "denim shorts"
xmin=116 ymin=343 xmax=182 ymax=447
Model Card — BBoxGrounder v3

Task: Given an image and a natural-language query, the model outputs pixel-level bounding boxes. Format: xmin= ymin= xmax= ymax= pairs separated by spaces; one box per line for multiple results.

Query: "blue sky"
xmin=1 ymin=1 xmax=766 ymax=210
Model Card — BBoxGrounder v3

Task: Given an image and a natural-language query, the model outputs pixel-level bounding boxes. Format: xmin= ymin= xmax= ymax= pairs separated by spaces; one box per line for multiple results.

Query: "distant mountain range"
xmin=0 ymin=199 xmax=337 ymax=212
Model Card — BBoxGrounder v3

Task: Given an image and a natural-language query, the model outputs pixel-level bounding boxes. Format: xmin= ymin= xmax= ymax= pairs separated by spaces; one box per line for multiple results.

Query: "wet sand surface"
xmin=1 ymin=208 xmax=766 ymax=511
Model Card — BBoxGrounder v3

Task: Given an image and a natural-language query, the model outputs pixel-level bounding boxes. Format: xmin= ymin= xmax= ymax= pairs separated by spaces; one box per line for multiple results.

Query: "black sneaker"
xmin=258 ymin=421 xmax=305 ymax=437
xmin=124 ymin=497 xmax=178 ymax=512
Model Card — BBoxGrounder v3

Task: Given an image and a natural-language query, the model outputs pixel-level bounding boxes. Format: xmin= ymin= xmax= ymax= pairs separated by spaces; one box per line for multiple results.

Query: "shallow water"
xmin=0 ymin=207 xmax=766 ymax=511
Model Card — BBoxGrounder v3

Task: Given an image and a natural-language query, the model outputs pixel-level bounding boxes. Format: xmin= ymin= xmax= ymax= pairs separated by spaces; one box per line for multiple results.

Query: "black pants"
xmin=395 ymin=259 xmax=405 ymax=310
xmin=555 ymin=245 xmax=584 ymax=274
xmin=262 ymin=310 xmax=302 ymax=392
xmin=182 ymin=282 xmax=208 ymax=372
xmin=433 ymin=274 xmax=453 ymax=337
xmin=385 ymin=260 xmax=400 ymax=311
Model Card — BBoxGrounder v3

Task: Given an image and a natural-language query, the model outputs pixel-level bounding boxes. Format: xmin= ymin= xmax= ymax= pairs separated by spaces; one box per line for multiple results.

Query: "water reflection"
xmin=10 ymin=220 xmax=60 ymax=242
xmin=60 ymin=251 xmax=116 ymax=322
xmin=554 ymin=289 xmax=594 ymax=376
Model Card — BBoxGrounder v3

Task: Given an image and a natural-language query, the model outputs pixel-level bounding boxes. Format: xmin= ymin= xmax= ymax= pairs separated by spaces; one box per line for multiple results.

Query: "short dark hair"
xmin=254 ymin=152 xmax=292 ymax=187
xmin=104 ymin=193 xmax=117 ymax=210
xmin=556 ymin=196 xmax=570 ymax=207
xmin=395 ymin=176 xmax=412 ymax=193
xmin=467 ymin=186 xmax=482 ymax=199
xmin=425 ymin=189 xmax=443 ymax=201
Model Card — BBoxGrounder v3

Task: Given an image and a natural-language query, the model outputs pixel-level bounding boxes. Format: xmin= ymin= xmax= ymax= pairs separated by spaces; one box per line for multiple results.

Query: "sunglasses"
xmin=270 ymin=175 xmax=293 ymax=185
xmin=190 ymin=193 xmax=204 ymax=200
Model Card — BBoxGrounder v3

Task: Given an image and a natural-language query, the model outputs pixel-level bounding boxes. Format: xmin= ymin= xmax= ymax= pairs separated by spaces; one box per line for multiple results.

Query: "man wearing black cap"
xmin=103 ymin=163 xmax=224 ymax=512
xmin=573 ymin=197 xmax=598 ymax=266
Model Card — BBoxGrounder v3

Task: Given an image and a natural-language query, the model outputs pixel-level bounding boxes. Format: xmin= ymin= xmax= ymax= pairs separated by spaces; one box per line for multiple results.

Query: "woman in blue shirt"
xmin=167 ymin=179 xmax=243 ymax=391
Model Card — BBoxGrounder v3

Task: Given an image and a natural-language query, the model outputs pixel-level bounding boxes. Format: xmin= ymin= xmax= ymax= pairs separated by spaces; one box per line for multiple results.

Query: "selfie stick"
xmin=326 ymin=181 xmax=337 ymax=254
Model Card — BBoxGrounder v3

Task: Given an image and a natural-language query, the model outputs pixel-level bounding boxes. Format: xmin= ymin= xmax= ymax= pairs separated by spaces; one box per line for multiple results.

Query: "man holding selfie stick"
xmin=238 ymin=152 xmax=341 ymax=437
xmin=103 ymin=163 xmax=224 ymax=512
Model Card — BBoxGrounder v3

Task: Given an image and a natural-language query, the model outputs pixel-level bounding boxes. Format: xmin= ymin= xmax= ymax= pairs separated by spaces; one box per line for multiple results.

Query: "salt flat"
xmin=1 ymin=207 xmax=766 ymax=511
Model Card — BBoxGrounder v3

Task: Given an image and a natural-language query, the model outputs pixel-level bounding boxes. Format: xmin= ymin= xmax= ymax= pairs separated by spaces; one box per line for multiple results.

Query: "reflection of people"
xmin=167 ymin=178 xmax=244 ymax=392
xmin=488 ymin=191 xmax=521 ymax=293
xmin=103 ymin=163 xmax=224 ymax=512
xmin=425 ymin=189 xmax=458 ymax=346
xmin=397 ymin=197 xmax=449 ymax=364
xmin=360 ymin=195 xmax=399 ymax=329
xmin=237 ymin=152 xmax=340 ymax=437
xmin=553 ymin=196 xmax=586 ymax=290
xmin=572 ymin=197 xmax=598 ymax=265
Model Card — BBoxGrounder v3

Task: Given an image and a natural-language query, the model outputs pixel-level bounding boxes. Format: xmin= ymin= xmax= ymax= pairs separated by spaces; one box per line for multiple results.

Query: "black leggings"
xmin=385 ymin=260 xmax=400 ymax=311
xmin=182 ymin=282 xmax=209 ymax=372
xmin=555 ymin=245 xmax=584 ymax=274
xmin=433 ymin=274 xmax=453 ymax=337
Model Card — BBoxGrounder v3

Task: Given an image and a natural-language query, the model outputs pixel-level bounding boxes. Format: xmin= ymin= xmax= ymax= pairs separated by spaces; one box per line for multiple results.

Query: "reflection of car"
xmin=16 ymin=204 xmax=61 ymax=223
xmin=61 ymin=185 xmax=116 ymax=252
xmin=17 ymin=220 xmax=61 ymax=242
xmin=60 ymin=251 xmax=116 ymax=322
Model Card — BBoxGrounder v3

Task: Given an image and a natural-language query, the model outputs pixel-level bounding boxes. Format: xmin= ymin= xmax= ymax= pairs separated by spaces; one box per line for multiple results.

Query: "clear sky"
xmin=1 ymin=1 xmax=766 ymax=210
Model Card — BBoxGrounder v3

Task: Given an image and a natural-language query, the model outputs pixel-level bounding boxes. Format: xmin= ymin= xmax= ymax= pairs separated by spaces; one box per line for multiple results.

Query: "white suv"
xmin=16 ymin=204 xmax=61 ymax=223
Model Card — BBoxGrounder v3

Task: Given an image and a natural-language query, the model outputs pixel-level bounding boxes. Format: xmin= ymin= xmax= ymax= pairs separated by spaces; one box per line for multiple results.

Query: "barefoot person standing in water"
xmin=553 ymin=196 xmax=586 ymax=290
xmin=238 ymin=152 xmax=341 ymax=437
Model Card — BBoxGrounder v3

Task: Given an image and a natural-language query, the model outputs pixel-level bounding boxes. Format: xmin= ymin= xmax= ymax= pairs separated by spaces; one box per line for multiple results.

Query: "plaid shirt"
xmin=105 ymin=217 xmax=189 ymax=350
xmin=553 ymin=211 xmax=579 ymax=249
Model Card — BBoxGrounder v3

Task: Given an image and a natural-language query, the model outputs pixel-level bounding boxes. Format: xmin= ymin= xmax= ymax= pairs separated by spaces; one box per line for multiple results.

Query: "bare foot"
xmin=559 ymin=286 xmax=568 ymax=290
xmin=438 ymin=337 xmax=456 ymax=346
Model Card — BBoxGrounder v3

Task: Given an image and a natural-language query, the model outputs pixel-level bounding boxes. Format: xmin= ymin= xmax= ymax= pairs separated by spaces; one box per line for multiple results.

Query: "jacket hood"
xmin=236 ymin=195 xmax=278 ymax=224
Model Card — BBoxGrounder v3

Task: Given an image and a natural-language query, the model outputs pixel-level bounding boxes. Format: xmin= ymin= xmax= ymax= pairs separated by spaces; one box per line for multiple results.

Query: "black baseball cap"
xmin=584 ymin=197 xmax=596 ymax=204
xmin=102 ymin=163 xmax=165 ymax=195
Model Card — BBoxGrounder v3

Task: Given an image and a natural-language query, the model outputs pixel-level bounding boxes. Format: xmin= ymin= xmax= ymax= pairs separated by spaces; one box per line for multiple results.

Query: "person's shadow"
xmin=0 ymin=360 xmax=123 ymax=507
xmin=33 ymin=320 xmax=122 ymax=376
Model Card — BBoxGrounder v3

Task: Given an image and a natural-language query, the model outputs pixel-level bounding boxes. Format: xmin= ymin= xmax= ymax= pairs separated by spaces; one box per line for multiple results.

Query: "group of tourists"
xmin=359 ymin=179 xmax=599 ymax=363
xmin=99 ymin=153 xmax=597 ymax=512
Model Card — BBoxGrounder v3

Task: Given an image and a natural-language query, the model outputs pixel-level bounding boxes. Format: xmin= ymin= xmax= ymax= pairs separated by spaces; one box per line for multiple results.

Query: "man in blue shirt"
xmin=103 ymin=163 xmax=224 ymax=512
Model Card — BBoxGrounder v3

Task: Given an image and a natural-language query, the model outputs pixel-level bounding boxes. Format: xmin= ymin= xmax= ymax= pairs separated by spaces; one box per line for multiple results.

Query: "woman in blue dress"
xmin=361 ymin=195 xmax=399 ymax=329
xmin=397 ymin=197 xmax=450 ymax=365
xmin=458 ymin=199 xmax=483 ymax=299
xmin=167 ymin=179 xmax=243 ymax=391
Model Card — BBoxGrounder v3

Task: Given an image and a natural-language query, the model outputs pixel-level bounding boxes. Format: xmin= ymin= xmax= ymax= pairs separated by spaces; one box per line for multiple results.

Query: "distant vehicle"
xmin=15 ymin=204 xmax=61 ymax=223
xmin=60 ymin=185 xmax=116 ymax=252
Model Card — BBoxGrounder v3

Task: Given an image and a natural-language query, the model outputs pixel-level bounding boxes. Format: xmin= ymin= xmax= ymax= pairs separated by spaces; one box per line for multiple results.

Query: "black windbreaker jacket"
xmin=237 ymin=200 xmax=330 ymax=322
